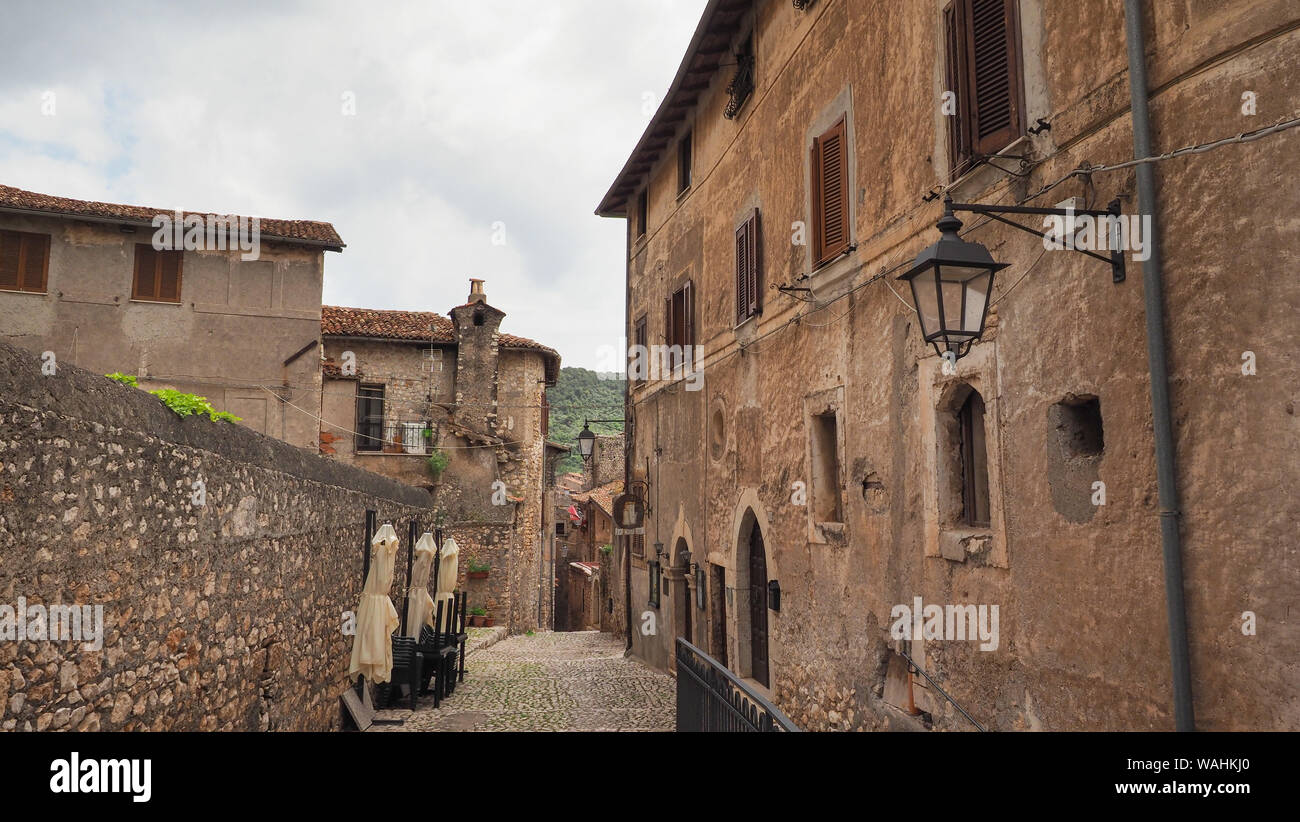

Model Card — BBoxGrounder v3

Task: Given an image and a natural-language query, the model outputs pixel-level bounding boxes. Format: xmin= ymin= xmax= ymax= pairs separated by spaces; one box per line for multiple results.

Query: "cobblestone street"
xmin=371 ymin=631 xmax=675 ymax=732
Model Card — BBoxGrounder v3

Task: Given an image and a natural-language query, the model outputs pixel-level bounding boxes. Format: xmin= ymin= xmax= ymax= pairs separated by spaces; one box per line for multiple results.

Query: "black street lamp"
xmin=900 ymin=196 xmax=1126 ymax=360
xmin=577 ymin=422 xmax=595 ymax=460
xmin=897 ymin=199 xmax=1007 ymax=360
xmin=576 ymin=418 xmax=623 ymax=463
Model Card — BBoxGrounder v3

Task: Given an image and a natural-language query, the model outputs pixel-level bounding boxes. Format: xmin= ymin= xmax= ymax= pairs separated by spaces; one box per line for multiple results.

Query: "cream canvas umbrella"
xmin=349 ymin=522 xmax=401 ymax=683
xmin=404 ymin=532 xmax=438 ymax=638
xmin=435 ymin=536 xmax=460 ymax=619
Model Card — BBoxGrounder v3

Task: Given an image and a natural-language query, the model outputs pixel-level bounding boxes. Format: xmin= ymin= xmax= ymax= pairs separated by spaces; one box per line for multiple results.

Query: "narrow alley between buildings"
xmin=371 ymin=631 xmax=675 ymax=732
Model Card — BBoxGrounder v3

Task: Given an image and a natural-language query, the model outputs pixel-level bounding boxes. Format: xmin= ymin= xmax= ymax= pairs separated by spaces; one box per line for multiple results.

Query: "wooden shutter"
xmin=133 ymin=243 xmax=182 ymax=302
xmin=0 ymin=230 xmax=50 ymax=293
xmin=683 ymin=280 xmax=694 ymax=349
xmin=944 ymin=2 xmax=971 ymax=173
xmin=158 ymin=250 xmax=182 ymax=301
xmin=963 ymin=0 xmax=1022 ymax=156
xmin=132 ymin=244 xmax=157 ymax=299
xmin=19 ymin=233 xmax=49 ymax=292
xmin=735 ymin=211 xmax=761 ymax=323
xmin=634 ymin=315 xmax=647 ymax=384
xmin=812 ymin=118 xmax=849 ymax=267
xmin=735 ymin=220 xmax=749 ymax=324
xmin=664 ymin=296 xmax=673 ymax=347
xmin=0 ymin=231 xmax=19 ymax=290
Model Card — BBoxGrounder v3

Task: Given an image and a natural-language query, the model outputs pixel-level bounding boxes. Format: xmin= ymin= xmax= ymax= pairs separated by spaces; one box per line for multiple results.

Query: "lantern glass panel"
xmin=910 ymin=268 xmax=941 ymax=339
xmin=962 ymin=270 xmax=992 ymax=334
xmin=940 ymin=277 xmax=965 ymax=337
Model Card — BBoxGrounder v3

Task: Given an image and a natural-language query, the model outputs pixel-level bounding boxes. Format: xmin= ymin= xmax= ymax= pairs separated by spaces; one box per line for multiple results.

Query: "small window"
xmin=664 ymin=281 xmax=695 ymax=373
xmin=132 ymin=243 xmax=183 ymax=303
xmin=555 ymin=521 xmax=566 ymax=537
xmin=958 ymin=390 xmax=991 ymax=527
xmin=811 ymin=117 xmax=850 ymax=268
xmin=735 ymin=209 xmax=761 ymax=324
xmin=648 ymin=560 xmax=662 ymax=607
xmin=355 ymin=384 xmax=385 ymax=452
xmin=0 ymin=229 xmax=50 ymax=294
xmin=635 ymin=189 xmax=648 ymax=239
xmin=677 ymin=130 xmax=692 ymax=194
xmin=633 ymin=314 xmax=648 ymax=384
xmin=944 ymin=0 xmax=1024 ymax=176
xmin=812 ymin=412 xmax=842 ymax=523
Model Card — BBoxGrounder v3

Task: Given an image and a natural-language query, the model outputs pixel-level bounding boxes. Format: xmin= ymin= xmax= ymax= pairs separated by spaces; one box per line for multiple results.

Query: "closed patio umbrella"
xmin=349 ymin=522 xmax=401 ymax=683
xmin=404 ymin=532 xmax=438 ymax=638
xmin=435 ymin=536 xmax=460 ymax=616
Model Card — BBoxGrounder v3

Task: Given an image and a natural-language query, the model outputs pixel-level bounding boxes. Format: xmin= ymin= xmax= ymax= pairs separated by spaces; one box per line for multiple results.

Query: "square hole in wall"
xmin=1051 ymin=396 xmax=1104 ymax=457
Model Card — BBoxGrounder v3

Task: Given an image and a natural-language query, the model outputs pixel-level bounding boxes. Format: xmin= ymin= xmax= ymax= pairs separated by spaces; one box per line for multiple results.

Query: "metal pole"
xmin=363 ymin=510 xmax=376 ymax=584
xmin=401 ymin=519 xmax=417 ymax=636
xmin=1123 ymin=0 xmax=1195 ymax=732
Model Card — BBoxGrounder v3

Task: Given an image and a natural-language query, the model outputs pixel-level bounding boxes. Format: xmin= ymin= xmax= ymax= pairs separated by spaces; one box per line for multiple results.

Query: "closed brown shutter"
xmin=132 ymin=243 xmax=183 ymax=302
xmin=132 ymin=244 xmax=157 ymax=300
xmin=158 ymin=249 xmax=182 ymax=301
xmin=683 ymin=279 xmax=694 ymax=349
xmin=0 ymin=230 xmax=50 ymax=293
xmin=735 ymin=210 xmax=761 ymax=323
xmin=0 ymin=231 xmax=23 ymax=290
xmin=812 ymin=118 xmax=849 ymax=267
xmin=944 ymin=2 xmax=971 ymax=173
xmin=20 ymin=233 xmax=49 ymax=292
xmin=962 ymin=0 xmax=1022 ymax=156
xmin=735 ymin=220 xmax=749 ymax=324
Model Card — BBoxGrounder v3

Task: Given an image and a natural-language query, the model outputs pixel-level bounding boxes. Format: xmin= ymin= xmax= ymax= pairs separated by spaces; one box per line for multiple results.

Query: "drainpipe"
xmin=1123 ymin=0 xmax=1195 ymax=732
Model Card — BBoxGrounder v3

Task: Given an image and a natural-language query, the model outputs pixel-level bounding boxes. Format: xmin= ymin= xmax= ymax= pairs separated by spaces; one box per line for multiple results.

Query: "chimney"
xmin=468 ymin=278 xmax=486 ymax=304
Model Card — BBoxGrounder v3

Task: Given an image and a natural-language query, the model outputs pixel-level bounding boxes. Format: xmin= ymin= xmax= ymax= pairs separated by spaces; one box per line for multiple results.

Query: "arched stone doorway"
xmin=735 ymin=508 xmax=769 ymax=687
xmin=673 ymin=537 xmax=692 ymax=651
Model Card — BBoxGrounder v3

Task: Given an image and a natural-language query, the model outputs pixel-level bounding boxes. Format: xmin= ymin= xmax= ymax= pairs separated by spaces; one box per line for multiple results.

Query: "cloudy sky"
xmin=0 ymin=0 xmax=708 ymax=369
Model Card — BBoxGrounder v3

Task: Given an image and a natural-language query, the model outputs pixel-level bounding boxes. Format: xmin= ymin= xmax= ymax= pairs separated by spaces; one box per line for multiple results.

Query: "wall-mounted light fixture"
xmin=899 ymin=196 xmax=1125 ymax=360
xmin=767 ymin=579 xmax=781 ymax=612
xmin=577 ymin=418 xmax=624 ymax=463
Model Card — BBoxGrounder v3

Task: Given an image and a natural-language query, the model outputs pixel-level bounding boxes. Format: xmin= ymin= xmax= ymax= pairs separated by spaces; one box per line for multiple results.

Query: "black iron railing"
xmin=675 ymin=638 xmax=800 ymax=732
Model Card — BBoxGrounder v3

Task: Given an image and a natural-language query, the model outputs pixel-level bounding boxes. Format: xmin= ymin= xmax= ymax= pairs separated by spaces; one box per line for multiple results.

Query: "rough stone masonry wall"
xmin=0 ymin=340 xmax=431 ymax=731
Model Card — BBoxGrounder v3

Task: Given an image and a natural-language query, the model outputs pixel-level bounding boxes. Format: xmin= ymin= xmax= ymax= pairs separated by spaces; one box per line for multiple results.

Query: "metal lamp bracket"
xmin=949 ymin=199 xmax=1127 ymax=284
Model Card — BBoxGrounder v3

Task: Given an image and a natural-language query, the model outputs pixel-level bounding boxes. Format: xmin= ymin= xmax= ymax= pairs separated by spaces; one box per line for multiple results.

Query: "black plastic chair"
xmin=417 ymin=601 xmax=458 ymax=705
xmin=386 ymin=635 xmax=423 ymax=711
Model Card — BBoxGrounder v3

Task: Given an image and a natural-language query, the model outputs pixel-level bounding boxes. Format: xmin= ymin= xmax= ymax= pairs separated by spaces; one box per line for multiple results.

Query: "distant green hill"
xmin=548 ymin=367 xmax=625 ymax=474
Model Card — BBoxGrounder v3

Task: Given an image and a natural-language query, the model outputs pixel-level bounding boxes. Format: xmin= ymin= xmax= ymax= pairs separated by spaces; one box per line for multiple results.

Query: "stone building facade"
xmin=0 ymin=184 xmax=342 ymax=450
xmin=318 ymin=281 xmax=560 ymax=633
xmin=598 ymin=0 xmax=1300 ymax=730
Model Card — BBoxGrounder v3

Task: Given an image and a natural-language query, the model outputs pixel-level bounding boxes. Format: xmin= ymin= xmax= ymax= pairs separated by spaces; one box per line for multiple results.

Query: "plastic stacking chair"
xmin=387 ymin=635 xmax=423 ymax=711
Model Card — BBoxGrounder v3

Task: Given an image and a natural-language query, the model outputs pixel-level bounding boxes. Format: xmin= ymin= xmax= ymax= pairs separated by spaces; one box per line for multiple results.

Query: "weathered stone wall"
xmin=621 ymin=0 xmax=1300 ymax=730
xmin=0 ymin=340 xmax=431 ymax=731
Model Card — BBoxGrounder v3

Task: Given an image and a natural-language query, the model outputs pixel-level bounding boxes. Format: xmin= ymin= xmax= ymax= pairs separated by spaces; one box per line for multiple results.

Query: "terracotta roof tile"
xmin=0 ymin=184 xmax=343 ymax=249
xmin=321 ymin=305 xmax=560 ymax=382
xmin=321 ymin=305 xmax=454 ymax=341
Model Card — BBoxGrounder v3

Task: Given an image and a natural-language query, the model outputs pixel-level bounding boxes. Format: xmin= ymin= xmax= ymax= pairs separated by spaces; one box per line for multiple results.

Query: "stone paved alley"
xmin=371 ymin=631 xmax=675 ymax=732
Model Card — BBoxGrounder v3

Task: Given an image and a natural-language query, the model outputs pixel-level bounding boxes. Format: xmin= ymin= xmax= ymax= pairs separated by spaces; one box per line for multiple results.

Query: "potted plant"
xmin=469 ymin=606 xmax=486 ymax=627
xmin=467 ymin=559 xmax=490 ymax=580
xmin=482 ymin=612 xmax=495 ymax=628
xmin=425 ymin=448 xmax=449 ymax=480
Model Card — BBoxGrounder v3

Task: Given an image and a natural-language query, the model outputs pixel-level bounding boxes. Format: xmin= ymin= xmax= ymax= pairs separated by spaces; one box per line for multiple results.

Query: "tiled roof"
xmin=321 ymin=305 xmax=454 ymax=341
xmin=321 ymin=305 xmax=560 ymax=383
xmin=0 ymin=184 xmax=343 ymax=249
xmin=575 ymin=479 xmax=624 ymax=517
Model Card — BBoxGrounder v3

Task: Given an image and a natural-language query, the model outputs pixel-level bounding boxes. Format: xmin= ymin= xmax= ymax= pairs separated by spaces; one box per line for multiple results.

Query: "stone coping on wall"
xmin=0 ymin=339 xmax=430 ymax=509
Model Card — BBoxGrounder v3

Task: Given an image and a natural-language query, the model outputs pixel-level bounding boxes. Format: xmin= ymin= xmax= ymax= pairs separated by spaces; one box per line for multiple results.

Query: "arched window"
xmin=958 ymin=390 xmax=990 ymax=527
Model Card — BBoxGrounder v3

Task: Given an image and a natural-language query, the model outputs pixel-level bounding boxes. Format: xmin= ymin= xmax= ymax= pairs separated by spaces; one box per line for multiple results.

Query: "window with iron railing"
xmin=724 ymin=35 xmax=755 ymax=120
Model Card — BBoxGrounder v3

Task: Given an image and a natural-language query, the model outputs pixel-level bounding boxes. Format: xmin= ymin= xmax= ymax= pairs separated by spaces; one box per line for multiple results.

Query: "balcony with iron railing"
xmin=355 ymin=416 xmax=436 ymax=455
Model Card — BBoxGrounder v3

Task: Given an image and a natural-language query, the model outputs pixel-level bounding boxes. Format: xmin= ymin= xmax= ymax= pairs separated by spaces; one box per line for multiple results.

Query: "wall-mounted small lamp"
xmin=767 ymin=579 xmax=781 ymax=612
